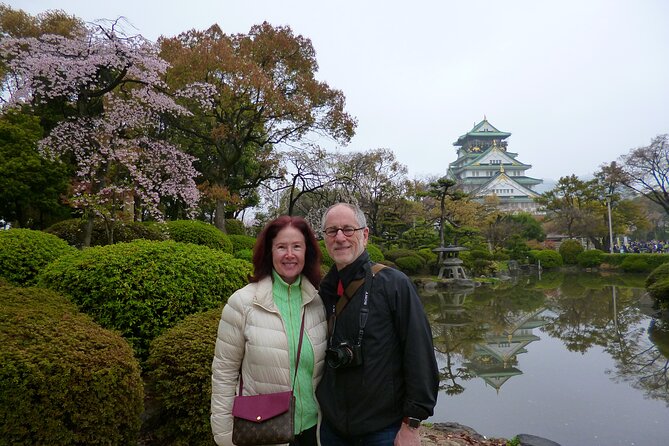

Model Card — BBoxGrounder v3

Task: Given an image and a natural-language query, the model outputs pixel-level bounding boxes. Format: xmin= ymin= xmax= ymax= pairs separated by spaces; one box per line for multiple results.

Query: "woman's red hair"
xmin=250 ymin=216 xmax=322 ymax=287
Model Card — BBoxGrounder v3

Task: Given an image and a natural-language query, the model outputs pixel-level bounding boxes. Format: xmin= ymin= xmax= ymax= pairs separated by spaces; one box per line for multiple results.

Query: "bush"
xmin=577 ymin=249 xmax=605 ymax=268
xmin=385 ymin=248 xmax=418 ymax=262
xmin=37 ymin=240 xmax=252 ymax=360
xmin=0 ymin=228 xmax=76 ymax=286
xmin=145 ymin=307 xmax=221 ymax=446
xmin=0 ymin=284 xmax=143 ymax=446
xmin=416 ymin=248 xmax=438 ymax=264
xmin=235 ymin=248 xmax=253 ymax=262
xmin=164 ymin=220 xmax=233 ymax=253
xmin=532 ymin=249 xmax=563 ymax=269
xmin=648 ymin=278 xmax=669 ymax=301
xmin=559 ymin=239 xmax=584 ymax=265
xmin=620 ymin=256 xmax=651 ymax=273
xmin=224 ymin=218 xmax=246 ymax=235
xmin=646 ymin=262 xmax=669 ymax=288
xmin=228 ymin=234 xmax=256 ymax=253
xmin=367 ymin=243 xmax=385 ymax=263
xmin=394 ymin=255 xmax=425 ymax=275
xmin=45 ymin=218 xmax=166 ymax=248
xmin=319 ymin=240 xmax=334 ymax=268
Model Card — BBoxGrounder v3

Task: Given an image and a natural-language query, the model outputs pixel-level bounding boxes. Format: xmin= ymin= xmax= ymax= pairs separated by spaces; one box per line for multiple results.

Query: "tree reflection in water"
xmin=421 ymin=271 xmax=669 ymax=406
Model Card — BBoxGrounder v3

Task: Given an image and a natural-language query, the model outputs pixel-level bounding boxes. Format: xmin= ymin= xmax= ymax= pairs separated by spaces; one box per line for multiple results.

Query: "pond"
xmin=420 ymin=271 xmax=669 ymax=446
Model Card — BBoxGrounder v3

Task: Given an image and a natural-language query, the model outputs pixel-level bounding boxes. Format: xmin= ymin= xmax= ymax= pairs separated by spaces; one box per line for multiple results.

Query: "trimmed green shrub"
xmin=367 ymin=243 xmax=385 ymax=263
xmin=577 ymin=249 xmax=605 ymax=268
xmin=224 ymin=218 xmax=246 ymax=235
xmin=164 ymin=220 xmax=233 ymax=253
xmin=394 ymin=255 xmax=425 ymax=275
xmin=648 ymin=278 xmax=669 ymax=301
xmin=319 ymin=240 xmax=334 ymax=268
xmin=0 ymin=228 xmax=76 ymax=286
xmin=45 ymin=218 xmax=167 ymax=248
xmin=416 ymin=248 xmax=438 ymax=264
xmin=532 ymin=249 xmax=563 ymax=268
xmin=385 ymin=248 xmax=418 ymax=262
xmin=559 ymin=239 xmax=584 ymax=265
xmin=228 ymin=234 xmax=256 ymax=253
xmin=646 ymin=262 xmax=669 ymax=288
xmin=602 ymin=253 xmax=669 ymax=270
xmin=0 ymin=284 xmax=143 ymax=446
xmin=145 ymin=307 xmax=221 ymax=446
xmin=235 ymin=248 xmax=253 ymax=262
xmin=37 ymin=240 xmax=252 ymax=360
xmin=620 ymin=256 xmax=651 ymax=273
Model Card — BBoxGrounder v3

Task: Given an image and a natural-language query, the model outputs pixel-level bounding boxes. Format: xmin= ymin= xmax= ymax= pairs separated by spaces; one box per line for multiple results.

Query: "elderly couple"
xmin=211 ymin=203 xmax=439 ymax=446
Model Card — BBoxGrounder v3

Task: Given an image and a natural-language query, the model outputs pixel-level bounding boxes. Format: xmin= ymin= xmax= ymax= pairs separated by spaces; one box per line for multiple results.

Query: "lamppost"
xmin=606 ymin=192 xmax=614 ymax=254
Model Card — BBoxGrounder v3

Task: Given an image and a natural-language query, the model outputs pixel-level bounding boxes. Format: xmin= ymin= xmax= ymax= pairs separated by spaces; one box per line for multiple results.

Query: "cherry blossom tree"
xmin=0 ymin=20 xmax=209 ymax=245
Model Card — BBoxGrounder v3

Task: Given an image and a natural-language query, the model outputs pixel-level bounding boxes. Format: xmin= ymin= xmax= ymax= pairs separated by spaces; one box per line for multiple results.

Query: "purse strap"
xmin=238 ymin=310 xmax=306 ymax=395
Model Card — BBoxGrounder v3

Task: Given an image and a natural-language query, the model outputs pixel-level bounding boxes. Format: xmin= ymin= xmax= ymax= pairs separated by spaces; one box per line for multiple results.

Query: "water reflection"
xmin=422 ymin=272 xmax=669 ymax=445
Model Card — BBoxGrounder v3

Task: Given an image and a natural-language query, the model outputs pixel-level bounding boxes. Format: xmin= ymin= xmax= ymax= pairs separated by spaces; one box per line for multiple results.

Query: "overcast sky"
xmin=12 ymin=0 xmax=669 ymax=182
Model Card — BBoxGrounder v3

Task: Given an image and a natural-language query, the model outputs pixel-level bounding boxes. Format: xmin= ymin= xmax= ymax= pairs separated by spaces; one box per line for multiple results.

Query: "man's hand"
xmin=394 ymin=421 xmax=421 ymax=446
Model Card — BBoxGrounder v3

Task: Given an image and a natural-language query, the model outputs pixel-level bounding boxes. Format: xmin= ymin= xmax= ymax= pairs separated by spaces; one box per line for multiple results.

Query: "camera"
xmin=326 ymin=341 xmax=363 ymax=369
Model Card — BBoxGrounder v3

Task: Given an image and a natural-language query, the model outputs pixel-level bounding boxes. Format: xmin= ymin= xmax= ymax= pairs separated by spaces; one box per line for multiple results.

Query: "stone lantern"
xmin=432 ymin=245 xmax=469 ymax=280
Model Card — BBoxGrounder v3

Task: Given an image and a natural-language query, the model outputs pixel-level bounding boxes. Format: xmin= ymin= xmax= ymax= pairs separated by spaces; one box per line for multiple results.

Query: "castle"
xmin=447 ymin=118 xmax=542 ymax=213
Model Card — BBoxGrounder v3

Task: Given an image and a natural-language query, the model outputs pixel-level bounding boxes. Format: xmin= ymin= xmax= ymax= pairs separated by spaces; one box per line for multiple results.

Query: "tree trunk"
xmin=214 ymin=199 xmax=227 ymax=233
xmin=83 ymin=214 xmax=94 ymax=248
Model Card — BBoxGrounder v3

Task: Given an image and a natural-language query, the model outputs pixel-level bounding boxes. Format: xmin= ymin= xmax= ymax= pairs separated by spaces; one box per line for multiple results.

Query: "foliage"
xmin=602 ymin=253 xmax=669 ymax=270
xmin=505 ymin=234 xmax=531 ymax=261
xmin=618 ymin=134 xmax=669 ymax=215
xmin=535 ymin=175 xmax=601 ymax=239
xmin=0 ymin=109 xmax=71 ymax=229
xmin=646 ymin=262 xmax=669 ymax=288
xmin=0 ymin=228 xmax=76 ymax=286
xmin=319 ymin=240 xmax=334 ymax=268
xmin=224 ymin=218 xmax=246 ymax=235
xmin=394 ymin=255 xmax=426 ymax=275
xmin=159 ymin=22 xmax=356 ymax=228
xmin=228 ymin=234 xmax=256 ymax=253
xmin=385 ymin=248 xmax=420 ymax=262
xmin=45 ymin=218 xmax=167 ymax=248
xmin=0 ymin=284 xmax=143 ymax=446
xmin=559 ymin=239 xmax=584 ymax=265
xmin=619 ymin=256 xmax=652 ymax=273
xmin=577 ymin=249 xmax=605 ymax=268
xmin=530 ymin=249 xmax=563 ymax=268
xmin=145 ymin=307 xmax=221 ymax=446
xmin=0 ymin=19 xmax=203 ymax=233
xmin=416 ymin=248 xmax=438 ymax=265
xmin=397 ymin=225 xmax=439 ymax=250
xmin=36 ymin=240 xmax=252 ymax=360
xmin=367 ymin=243 xmax=385 ymax=263
xmin=460 ymin=249 xmax=495 ymax=276
xmin=165 ymin=220 xmax=233 ymax=253
xmin=235 ymin=248 xmax=253 ymax=262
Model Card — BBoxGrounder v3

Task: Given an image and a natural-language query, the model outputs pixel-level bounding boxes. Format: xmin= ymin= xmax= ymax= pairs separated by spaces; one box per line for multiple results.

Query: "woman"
xmin=211 ymin=216 xmax=326 ymax=446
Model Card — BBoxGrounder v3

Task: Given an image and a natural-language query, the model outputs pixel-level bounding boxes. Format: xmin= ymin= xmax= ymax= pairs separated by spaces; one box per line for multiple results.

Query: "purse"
xmin=231 ymin=312 xmax=306 ymax=446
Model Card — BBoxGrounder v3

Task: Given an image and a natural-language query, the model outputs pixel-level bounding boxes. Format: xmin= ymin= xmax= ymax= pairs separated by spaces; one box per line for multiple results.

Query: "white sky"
xmin=10 ymin=0 xmax=669 ymax=182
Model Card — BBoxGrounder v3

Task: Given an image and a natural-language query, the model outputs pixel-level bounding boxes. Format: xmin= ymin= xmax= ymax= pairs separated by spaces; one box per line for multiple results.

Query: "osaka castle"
xmin=447 ymin=118 xmax=542 ymax=213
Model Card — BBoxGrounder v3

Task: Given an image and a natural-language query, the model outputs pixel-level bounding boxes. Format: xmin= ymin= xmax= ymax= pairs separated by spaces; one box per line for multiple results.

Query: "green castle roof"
xmin=454 ymin=118 xmax=511 ymax=146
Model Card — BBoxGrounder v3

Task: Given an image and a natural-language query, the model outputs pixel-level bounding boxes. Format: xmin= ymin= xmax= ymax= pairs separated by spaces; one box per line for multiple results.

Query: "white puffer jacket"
xmin=211 ymin=276 xmax=327 ymax=446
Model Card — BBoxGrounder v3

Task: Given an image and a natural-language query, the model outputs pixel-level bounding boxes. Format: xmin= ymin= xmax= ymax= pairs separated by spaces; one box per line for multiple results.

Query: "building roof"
xmin=454 ymin=118 xmax=511 ymax=146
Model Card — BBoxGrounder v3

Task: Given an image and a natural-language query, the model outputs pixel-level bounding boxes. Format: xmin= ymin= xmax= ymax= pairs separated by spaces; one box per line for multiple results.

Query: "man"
xmin=316 ymin=203 xmax=439 ymax=446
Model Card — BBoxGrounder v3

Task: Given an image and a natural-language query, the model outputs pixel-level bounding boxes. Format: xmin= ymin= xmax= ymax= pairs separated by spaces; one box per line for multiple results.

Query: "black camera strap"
xmin=328 ymin=262 xmax=386 ymax=345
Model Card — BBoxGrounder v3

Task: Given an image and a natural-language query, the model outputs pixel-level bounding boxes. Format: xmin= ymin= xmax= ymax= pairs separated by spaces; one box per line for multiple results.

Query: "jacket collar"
xmin=253 ymin=273 xmax=318 ymax=311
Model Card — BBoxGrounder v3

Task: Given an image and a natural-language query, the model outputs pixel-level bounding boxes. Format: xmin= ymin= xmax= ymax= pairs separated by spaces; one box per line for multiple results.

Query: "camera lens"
xmin=326 ymin=344 xmax=353 ymax=369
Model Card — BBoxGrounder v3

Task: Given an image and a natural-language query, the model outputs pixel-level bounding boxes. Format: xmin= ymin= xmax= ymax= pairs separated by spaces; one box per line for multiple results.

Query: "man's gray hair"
xmin=321 ymin=203 xmax=367 ymax=230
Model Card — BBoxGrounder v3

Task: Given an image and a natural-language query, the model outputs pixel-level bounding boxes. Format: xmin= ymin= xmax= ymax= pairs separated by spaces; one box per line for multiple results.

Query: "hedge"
xmin=228 ymin=234 xmax=256 ymax=253
xmin=529 ymin=249 xmax=563 ymax=268
xmin=0 ymin=228 xmax=76 ymax=286
xmin=577 ymin=249 xmax=605 ymax=268
xmin=36 ymin=240 xmax=252 ymax=360
xmin=558 ymin=239 xmax=584 ymax=265
xmin=45 ymin=218 xmax=166 ymax=248
xmin=164 ymin=220 xmax=233 ymax=253
xmin=144 ymin=307 xmax=222 ymax=446
xmin=0 ymin=284 xmax=143 ymax=446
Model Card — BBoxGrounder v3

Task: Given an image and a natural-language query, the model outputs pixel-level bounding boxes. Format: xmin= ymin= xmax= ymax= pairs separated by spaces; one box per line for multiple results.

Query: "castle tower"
xmin=447 ymin=118 xmax=542 ymax=213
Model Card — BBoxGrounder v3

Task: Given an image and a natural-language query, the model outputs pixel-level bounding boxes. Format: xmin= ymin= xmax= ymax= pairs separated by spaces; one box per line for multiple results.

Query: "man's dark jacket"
xmin=316 ymin=252 xmax=439 ymax=437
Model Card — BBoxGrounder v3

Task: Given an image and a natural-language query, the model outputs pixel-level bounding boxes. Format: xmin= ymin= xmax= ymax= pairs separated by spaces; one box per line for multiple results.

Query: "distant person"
xmin=211 ymin=216 xmax=327 ymax=446
xmin=316 ymin=203 xmax=439 ymax=446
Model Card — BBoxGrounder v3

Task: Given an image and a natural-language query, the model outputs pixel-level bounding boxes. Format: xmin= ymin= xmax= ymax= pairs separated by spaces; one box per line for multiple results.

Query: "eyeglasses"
xmin=323 ymin=226 xmax=365 ymax=238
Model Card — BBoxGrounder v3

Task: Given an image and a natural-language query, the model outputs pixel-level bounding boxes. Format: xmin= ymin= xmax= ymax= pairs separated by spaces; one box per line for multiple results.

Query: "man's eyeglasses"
xmin=323 ymin=226 xmax=365 ymax=238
